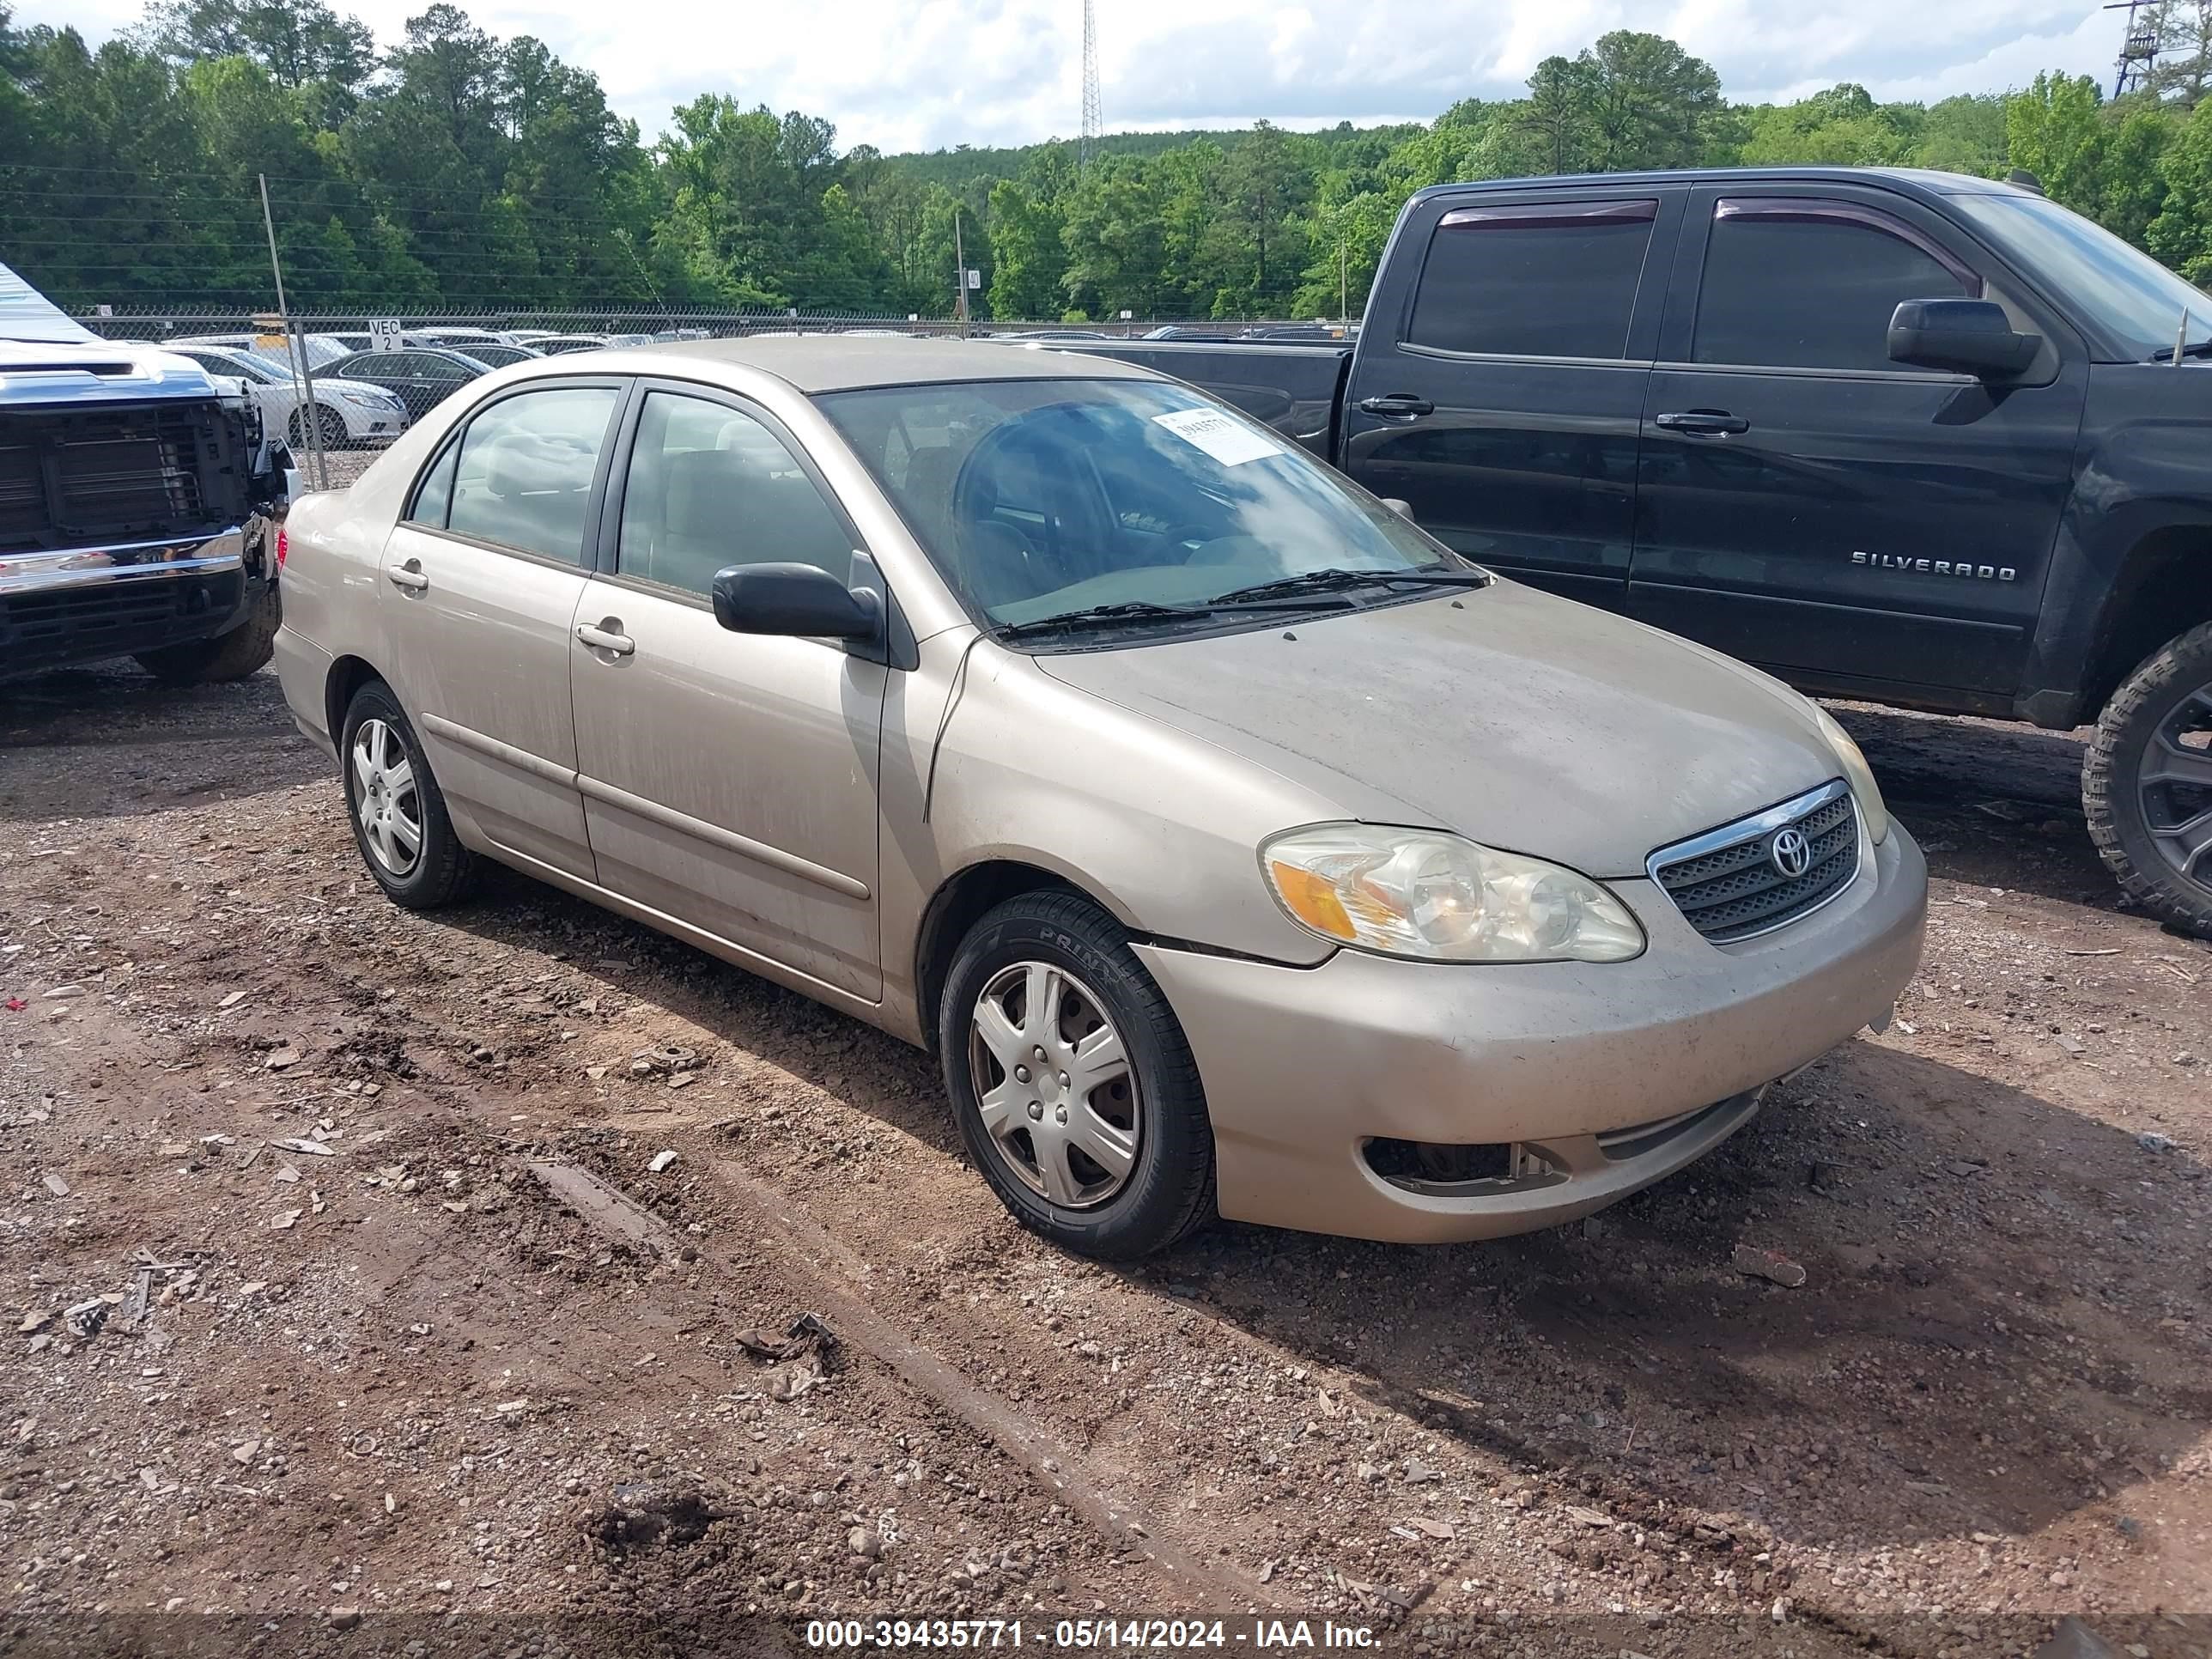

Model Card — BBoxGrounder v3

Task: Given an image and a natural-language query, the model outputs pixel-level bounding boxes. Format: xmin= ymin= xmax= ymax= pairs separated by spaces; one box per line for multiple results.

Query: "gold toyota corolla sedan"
xmin=272 ymin=337 xmax=1926 ymax=1259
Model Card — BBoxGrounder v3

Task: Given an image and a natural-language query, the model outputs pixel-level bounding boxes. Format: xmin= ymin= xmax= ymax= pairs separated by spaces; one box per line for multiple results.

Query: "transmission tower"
xmin=1080 ymin=0 xmax=1102 ymax=167
xmin=2108 ymin=0 xmax=2167 ymax=97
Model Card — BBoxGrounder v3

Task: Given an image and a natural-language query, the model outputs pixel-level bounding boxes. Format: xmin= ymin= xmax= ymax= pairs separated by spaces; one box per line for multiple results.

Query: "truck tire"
xmin=133 ymin=584 xmax=281 ymax=685
xmin=2083 ymin=619 xmax=2212 ymax=938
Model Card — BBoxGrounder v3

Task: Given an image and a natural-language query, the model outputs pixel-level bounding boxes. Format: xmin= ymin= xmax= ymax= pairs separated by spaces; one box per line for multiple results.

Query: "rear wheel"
xmin=939 ymin=890 xmax=1215 ymax=1260
xmin=133 ymin=584 xmax=280 ymax=684
xmin=339 ymin=681 xmax=477 ymax=909
xmin=2084 ymin=620 xmax=2212 ymax=937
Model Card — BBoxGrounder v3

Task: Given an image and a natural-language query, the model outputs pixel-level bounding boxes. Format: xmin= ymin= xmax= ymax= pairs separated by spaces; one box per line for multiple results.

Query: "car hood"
xmin=1032 ymin=580 xmax=1846 ymax=878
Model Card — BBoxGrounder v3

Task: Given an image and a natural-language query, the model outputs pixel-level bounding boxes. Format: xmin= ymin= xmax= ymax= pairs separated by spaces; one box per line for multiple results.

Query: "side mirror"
xmin=1887 ymin=299 xmax=2041 ymax=379
xmin=1381 ymin=497 xmax=1415 ymax=521
xmin=712 ymin=562 xmax=882 ymax=642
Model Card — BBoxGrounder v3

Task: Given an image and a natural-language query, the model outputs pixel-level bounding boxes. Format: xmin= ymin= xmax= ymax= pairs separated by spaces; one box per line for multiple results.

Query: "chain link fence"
xmin=68 ymin=304 xmax=1340 ymax=343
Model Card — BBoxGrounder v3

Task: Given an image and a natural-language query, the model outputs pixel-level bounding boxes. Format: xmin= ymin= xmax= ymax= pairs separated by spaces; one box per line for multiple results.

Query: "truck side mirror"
xmin=1887 ymin=299 xmax=2041 ymax=379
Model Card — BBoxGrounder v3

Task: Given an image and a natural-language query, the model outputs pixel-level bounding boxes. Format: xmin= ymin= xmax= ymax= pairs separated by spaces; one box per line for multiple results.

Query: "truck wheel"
xmin=2084 ymin=619 xmax=2212 ymax=938
xmin=339 ymin=681 xmax=478 ymax=909
xmin=133 ymin=585 xmax=281 ymax=684
xmin=939 ymin=890 xmax=1216 ymax=1260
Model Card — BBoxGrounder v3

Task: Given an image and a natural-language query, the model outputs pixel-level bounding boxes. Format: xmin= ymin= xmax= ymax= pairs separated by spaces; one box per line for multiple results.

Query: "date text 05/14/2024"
xmin=803 ymin=1619 xmax=1378 ymax=1650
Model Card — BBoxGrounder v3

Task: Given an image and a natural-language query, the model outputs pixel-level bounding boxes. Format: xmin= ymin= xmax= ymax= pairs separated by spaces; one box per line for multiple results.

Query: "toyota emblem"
xmin=1770 ymin=827 xmax=1813 ymax=878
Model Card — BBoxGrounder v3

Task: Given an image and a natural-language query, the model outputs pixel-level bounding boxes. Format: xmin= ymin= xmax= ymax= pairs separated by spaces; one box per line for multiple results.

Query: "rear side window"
xmin=1407 ymin=200 xmax=1658 ymax=360
xmin=443 ymin=386 xmax=618 ymax=563
xmin=615 ymin=391 xmax=852 ymax=595
xmin=1693 ymin=201 xmax=1976 ymax=373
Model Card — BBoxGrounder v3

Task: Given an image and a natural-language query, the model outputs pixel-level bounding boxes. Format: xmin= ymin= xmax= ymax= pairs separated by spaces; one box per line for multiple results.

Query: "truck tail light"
xmin=275 ymin=525 xmax=289 ymax=570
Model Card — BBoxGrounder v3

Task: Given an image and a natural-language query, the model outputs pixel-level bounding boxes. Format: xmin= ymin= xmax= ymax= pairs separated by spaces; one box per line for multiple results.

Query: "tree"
xmin=985 ymin=179 xmax=1065 ymax=319
xmin=1576 ymin=30 xmax=1730 ymax=171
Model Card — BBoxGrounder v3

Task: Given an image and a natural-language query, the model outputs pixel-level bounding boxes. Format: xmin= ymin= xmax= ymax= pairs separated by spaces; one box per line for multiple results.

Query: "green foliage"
xmin=4 ymin=4 xmax=2211 ymax=319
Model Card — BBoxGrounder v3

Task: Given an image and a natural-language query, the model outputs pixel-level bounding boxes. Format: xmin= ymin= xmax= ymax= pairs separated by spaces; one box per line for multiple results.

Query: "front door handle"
xmin=386 ymin=559 xmax=428 ymax=591
xmin=1358 ymin=393 xmax=1435 ymax=418
xmin=575 ymin=619 xmax=635 ymax=656
xmin=1654 ymin=409 xmax=1751 ymax=436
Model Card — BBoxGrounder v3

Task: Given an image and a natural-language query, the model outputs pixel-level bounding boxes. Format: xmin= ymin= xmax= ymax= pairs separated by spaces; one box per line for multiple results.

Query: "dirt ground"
xmin=3 ymin=581 xmax=2209 ymax=1656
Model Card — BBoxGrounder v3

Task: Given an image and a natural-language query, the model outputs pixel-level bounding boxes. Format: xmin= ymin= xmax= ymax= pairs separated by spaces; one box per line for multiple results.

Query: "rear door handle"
xmin=575 ymin=620 xmax=635 ymax=656
xmin=1654 ymin=410 xmax=1750 ymax=436
xmin=1358 ymin=393 xmax=1435 ymax=418
xmin=386 ymin=559 xmax=428 ymax=591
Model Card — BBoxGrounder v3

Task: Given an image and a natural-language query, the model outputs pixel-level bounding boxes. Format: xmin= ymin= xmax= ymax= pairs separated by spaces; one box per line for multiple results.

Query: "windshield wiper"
xmin=2150 ymin=338 xmax=2212 ymax=361
xmin=992 ymin=600 xmax=1220 ymax=641
xmin=1206 ymin=565 xmax=1492 ymax=606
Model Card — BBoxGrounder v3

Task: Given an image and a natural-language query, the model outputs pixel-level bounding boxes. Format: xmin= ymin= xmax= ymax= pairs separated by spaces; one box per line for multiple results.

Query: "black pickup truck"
xmin=1064 ymin=167 xmax=2212 ymax=935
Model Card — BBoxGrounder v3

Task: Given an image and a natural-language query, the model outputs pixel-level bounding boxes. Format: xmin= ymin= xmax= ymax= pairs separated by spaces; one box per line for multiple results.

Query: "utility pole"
xmin=258 ymin=173 xmax=326 ymax=489
xmin=953 ymin=209 xmax=970 ymax=337
xmin=1339 ymin=241 xmax=1348 ymax=324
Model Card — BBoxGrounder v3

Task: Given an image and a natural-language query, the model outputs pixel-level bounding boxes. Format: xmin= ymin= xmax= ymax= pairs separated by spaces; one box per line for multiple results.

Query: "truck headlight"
xmin=1261 ymin=824 xmax=1644 ymax=963
xmin=1811 ymin=705 xmax=1889 ymax=845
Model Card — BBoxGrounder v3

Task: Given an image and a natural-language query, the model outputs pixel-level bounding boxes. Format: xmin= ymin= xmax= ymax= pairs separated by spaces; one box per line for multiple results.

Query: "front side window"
xmin=615 ymin=392 xmax=853 ymax=595
xmin=443 ymin=386 xmax=617 ymax=562
xmin=1407 ymin=200 xmax=1659 ymax=359
xmin=1693 ymin=201 xmax=1974 ymax=373
xmin=819 ymin=378 xmax=1455 ymax=627
xmin=1949 ymin=189 xmax=2210 ymax=361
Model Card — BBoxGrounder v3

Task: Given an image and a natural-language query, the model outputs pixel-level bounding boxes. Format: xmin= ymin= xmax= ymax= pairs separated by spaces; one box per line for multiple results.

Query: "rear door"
xmin=1341 ymin=184 xmax=1683 ymax=605
xmin=1629 ymin=183 xmax=2086 ymax=702
xmin=376 ymin=377 xmax=626 ymax=881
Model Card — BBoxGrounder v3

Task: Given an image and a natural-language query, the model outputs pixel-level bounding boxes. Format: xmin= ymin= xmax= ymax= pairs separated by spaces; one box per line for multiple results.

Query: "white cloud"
xmin=12 ymin=0 xmax=2123 ymax=151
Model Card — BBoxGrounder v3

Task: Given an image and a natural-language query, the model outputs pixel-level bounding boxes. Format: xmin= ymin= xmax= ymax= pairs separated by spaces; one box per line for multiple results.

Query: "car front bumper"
xmin=1132 ymin=823 xmax=1926 ymax=1244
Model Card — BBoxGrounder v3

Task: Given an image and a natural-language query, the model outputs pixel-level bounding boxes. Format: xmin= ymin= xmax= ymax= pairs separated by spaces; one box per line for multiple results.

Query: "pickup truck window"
xmin=1693 ymin=199 xmax=1973 ymax=373
xmin=819 ymin=378 xmax=1448 ymax=629
xmin=1407 ymin=199 xmax=1657 ymax=361
xmin=1948 ymin=190 xmax=2212 ymax=361
xmin=443 ymin=386 xmax=618 ymax=565
xmin=615 ymin=391 xmax=853 ymax=594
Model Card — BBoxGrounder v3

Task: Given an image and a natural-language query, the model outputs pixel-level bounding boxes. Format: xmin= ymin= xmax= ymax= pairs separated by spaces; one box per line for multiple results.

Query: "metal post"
xmin=953 ymin=209 xmax=970 ymax=338
xmin=259 ymin=172 xmax=327 ymax=489
xmin=1340 ymin=242 xmax=1348 ymax=323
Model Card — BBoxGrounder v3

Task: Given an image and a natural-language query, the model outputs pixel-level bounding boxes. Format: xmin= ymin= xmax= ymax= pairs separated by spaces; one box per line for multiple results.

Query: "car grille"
xmin=1648 ymin=781 xmax=1860 ymax=943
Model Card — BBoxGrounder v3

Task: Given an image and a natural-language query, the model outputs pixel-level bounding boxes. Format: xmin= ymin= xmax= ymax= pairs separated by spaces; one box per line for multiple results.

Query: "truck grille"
xmin=0 ymin=407 xmax=213 ymax=555
xmin=1648 ymin=781 xmax=1860 ymax=943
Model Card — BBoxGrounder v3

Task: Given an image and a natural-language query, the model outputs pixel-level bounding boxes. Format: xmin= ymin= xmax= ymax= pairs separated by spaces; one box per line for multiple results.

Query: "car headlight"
xmin=1811 ymin=705 xmax=1889 ymax=845
xmin=336 ymin=390 xmax=378 ymax=408
xmin=1261 ymin=824 xmax=1644 ymax=963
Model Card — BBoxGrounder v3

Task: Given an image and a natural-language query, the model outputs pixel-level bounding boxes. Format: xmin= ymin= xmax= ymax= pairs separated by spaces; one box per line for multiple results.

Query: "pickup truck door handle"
xmin=575 ymin=620 xmax=635 ymax=656
xmin=1358 ymin=393 xmax=1435 ymax=419
xmin=386 ymin=559 xmax=428 ymax=592
xmin=1654 ymin=409 xmax=1751 ymax=436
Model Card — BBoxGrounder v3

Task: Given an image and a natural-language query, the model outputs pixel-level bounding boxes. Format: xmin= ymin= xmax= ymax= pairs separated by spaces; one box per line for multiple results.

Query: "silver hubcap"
xmin=349 ymin=718 xmax=424 ymax=878
xmin=968 ymin=962 xmax=1139 ymax=1210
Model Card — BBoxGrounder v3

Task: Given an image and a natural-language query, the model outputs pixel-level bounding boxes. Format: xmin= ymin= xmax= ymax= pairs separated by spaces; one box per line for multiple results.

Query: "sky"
xmin=14 ymin=0 xmax=2126 ymax=154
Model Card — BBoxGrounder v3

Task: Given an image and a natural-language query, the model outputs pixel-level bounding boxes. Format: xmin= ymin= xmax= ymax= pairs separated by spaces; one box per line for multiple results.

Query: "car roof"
xmin=1406 ymin=165 xmax=2038 ymax=208
xmin=588 ymin=335 xmax=1164 ymax=393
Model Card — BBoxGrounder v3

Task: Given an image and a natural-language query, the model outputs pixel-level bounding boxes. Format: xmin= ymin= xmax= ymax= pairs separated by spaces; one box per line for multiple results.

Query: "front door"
xmin=568 ymin=383 xmax=887 ymax=1002
xmin=1629 ymin=184 xmax=2087 ymax=703
xmin=375 ymin=378 xmax=624 ymax=880
xmin=1341 ymin=185 xmax=1683 ymax=606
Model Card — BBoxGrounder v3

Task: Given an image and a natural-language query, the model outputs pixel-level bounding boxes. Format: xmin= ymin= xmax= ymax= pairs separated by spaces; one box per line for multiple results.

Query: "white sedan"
xmin=165 ymin=344 xmax=410 ymax=449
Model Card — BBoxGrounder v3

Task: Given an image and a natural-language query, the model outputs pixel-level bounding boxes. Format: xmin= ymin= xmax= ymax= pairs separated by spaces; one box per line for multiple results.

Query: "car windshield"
xmin=817 ymin=378 xmax=1458 ymax=629
xmin=1950 ymin=191 xmax=2212 ymax=359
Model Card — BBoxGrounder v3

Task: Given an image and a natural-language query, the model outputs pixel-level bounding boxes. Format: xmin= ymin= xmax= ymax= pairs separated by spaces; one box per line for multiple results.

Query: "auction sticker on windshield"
xmin=1152 ymin=407 xmax=1280 ymax=466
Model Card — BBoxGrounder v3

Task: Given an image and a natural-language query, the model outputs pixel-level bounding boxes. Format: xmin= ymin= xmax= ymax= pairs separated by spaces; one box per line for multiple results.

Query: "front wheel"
xmin=939 ymin=890 xmax=1215 ymax=1260
xmin=134 ymin=584 xmax=280 ymax=684
xmin=2083 ymin=619 xmax=2212 ymax=937
xmin=289 ymin=403 xmax=349 ymax=451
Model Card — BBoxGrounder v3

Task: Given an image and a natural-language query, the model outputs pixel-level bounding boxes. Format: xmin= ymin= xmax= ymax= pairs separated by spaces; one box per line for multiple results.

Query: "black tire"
xmin=289 ymin=403 xmax=349 ymax=451
xmin=338 ymin=680 xmax=478 ymax=910
xmin=939 ymin=890 xmax=1215 ymax=1260
xmin=2083 ymin=618 xmax=2212 ymax=938
xmin=133 ymin=584 xmax=280 ymax=684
